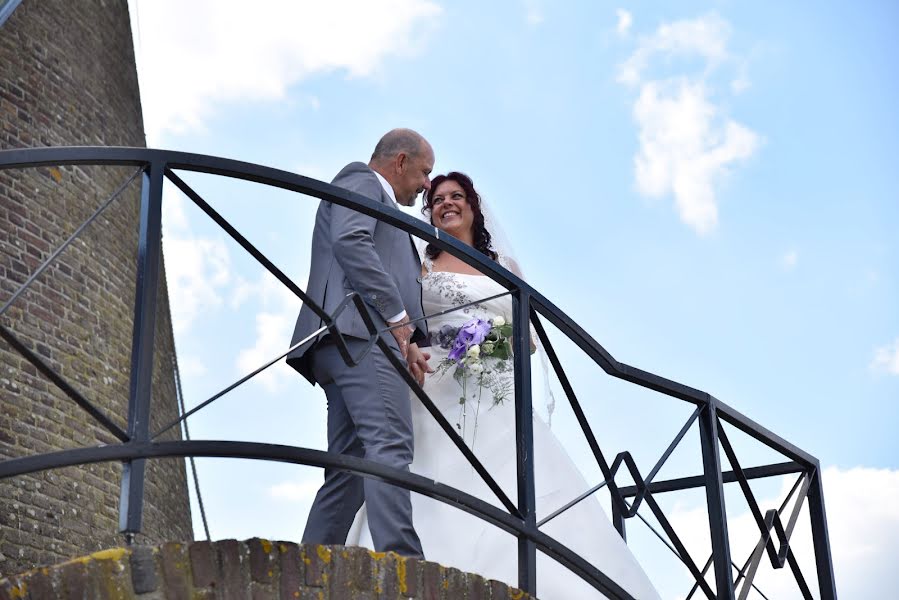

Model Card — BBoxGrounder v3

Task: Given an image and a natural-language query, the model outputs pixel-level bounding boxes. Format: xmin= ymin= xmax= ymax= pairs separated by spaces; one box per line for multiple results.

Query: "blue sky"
xmin=128 ymin=1 xmax=897 ymax=597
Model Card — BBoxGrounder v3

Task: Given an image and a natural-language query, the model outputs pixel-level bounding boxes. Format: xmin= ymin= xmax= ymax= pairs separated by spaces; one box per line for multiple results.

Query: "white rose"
xmin=482 ymin=342 xmax=495 ymax=354
xmin=467 ymin=344 xmax=481 ymax=358
xmin=493 ymin=316 xmax=506 ymax=327
xmin=468 ymin=362 xmax=484 ymax=374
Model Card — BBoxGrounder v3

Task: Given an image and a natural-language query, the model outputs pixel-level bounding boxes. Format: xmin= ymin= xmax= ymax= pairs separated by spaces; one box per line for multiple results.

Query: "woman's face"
xmin=430 ymin=179 xmax=474 ymax=240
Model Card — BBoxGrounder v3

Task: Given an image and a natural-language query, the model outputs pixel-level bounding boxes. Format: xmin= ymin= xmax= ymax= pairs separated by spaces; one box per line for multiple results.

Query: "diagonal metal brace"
xmin=0 ymin=323 xmax=129 ymax=442
xmin=0 ymin=168 xmax=143 ymax=319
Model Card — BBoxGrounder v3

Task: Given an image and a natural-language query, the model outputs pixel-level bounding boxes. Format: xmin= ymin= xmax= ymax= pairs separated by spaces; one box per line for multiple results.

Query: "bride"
xmin=347 ymin=172 xmax=659 ymax=600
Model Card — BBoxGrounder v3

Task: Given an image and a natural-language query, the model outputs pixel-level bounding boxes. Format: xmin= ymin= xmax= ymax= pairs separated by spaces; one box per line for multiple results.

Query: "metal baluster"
xmin=807 ymin=466 xmax=838 ymax=599
xmin=118 ymin=161 xmax=165 ymax=539
xmin=698 ymin=399 xmax=735 ymax=598
xmin=513 ymin=292 xmax=537 ymax=594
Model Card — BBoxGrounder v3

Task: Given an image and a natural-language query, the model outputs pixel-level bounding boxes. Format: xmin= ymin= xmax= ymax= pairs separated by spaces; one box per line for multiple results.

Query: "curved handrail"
xmin=0 ymin=146 xmax=819 ymax=468
xmin=0 ymin=146 xmax=836 ymax=599
xmin=0 ymin=439 xmax=631 ymax=598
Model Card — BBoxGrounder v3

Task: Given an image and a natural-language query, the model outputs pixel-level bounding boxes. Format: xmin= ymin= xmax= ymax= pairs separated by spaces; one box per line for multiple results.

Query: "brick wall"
xmin=0 ymin=0 xmax=192 ymax=575
xmin=0 ymin=541 xmax=537 ymax=600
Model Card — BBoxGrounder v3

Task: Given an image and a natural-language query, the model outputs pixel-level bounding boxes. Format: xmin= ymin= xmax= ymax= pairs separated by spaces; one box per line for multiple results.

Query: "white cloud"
xmin=162 ymin=185 xmax=190 ymax=230
xmin=128 ymin=0 xmax=442 ymax=143
xmin=618 ymin=14 xmax=760 ymax=235
xmin=229 ymin=274 xmax=258 ymax=311
xmin=664 ymin=466 xmax=899 ymax=599
xmin=236 ymin=310 xmax=298 ymax=392
xmin=235 ymin=272 xmax=305 ymax=393
xmin=617 ymin=14 xmax=731 ymax=87
xmin=871 ymin=338 xmax=899 ymax=375
xmin=162 ymin=191 xmax=234 ymax=334
xmin=615 ymin=9 xmax=633 ymax=37
xmin=178 ymin=355 xmax=208 ymax=377
xmin=269 ymin=478 xmax=320 ymax=502
xmin=632 ymin=79 xmax=759 ymax=234
xmin=165 ymin=236 xmax=231 ymax=331
xmin=781 ymin=249 xmax=799 ymax=271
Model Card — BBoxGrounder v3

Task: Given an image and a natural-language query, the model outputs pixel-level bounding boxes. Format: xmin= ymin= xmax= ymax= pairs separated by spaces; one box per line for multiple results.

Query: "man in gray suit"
xmin=287 ymin=129 xmax=434 ymax=557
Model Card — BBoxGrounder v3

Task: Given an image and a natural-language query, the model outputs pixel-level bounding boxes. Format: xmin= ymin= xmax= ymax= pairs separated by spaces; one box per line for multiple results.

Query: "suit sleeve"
xmin=330 ymin=175 xmax=406 ymax=321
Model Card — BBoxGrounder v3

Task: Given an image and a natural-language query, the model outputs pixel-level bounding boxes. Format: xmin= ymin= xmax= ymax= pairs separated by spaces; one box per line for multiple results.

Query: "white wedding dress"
xmin=347 ymin=257 xmax=660 ymax=600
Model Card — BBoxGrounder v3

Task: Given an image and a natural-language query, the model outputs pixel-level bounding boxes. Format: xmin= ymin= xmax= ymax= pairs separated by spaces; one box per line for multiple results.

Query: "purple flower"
xmin=457 ymin=318 xmax=491 ymax=347
xmin=448 ymin=339 xmax=467 ymax=362
xmin=445 ymin=318 xmax=492 ymax=364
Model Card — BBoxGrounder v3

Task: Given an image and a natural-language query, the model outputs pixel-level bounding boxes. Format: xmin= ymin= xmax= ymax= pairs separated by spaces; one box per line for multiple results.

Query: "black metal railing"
xmin=0 ymin=147 xmax=837 ymax=599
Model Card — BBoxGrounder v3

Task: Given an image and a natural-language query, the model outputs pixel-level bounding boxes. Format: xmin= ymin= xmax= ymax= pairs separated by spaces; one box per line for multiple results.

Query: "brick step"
xmin=0 ymin=539 xmax=536 ymax=599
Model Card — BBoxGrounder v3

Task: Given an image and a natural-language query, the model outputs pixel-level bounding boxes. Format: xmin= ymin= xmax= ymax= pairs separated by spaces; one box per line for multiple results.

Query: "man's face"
xmin=394 ymin=145 xmax=434 ymax=206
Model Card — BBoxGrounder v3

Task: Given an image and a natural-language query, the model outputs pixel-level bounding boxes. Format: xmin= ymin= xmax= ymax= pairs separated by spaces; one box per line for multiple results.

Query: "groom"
xmin=287 ymin=128 xmax=434 ymax=557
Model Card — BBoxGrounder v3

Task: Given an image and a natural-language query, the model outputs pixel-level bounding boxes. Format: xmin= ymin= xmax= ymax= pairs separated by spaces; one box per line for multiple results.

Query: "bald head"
xmin=371 ymin=128 xmax=431 ymax=162
xmin=369 ymin=128 xmax=435 ymax=206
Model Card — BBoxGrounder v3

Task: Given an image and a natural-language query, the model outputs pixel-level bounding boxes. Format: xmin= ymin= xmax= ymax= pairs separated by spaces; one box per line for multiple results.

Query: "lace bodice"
xmin=421 ymin=256 xmax=513 ymax=332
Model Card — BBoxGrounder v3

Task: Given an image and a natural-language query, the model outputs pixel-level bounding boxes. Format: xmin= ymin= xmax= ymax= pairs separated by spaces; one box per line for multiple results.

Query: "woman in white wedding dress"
xmin=347 ymin=172 xmax=659 ymax=600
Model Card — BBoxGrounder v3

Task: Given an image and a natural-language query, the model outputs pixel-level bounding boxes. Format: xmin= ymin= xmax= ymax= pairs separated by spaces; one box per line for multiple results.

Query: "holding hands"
xmin=387 ymin=313 xmax=432 ymax=385
xmin=406 ymin=343 xmax=433 ymax=387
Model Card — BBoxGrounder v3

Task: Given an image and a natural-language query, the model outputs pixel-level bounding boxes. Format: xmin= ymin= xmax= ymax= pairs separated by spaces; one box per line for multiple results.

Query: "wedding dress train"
xmin=346 ymin=259 xmax=659 ymax=600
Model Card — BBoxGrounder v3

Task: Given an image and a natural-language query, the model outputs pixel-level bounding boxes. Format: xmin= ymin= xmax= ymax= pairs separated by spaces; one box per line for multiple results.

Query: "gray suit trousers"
xmin=301 ymin=337 xmax=423 ymax=558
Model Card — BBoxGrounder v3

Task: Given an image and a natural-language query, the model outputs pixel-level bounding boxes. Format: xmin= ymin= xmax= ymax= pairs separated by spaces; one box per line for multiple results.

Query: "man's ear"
xmin=395 ymin=152 xmax=408 ymax=174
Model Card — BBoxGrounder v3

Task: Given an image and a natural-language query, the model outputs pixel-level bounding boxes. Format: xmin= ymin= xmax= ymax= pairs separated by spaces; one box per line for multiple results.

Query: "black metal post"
xmin=119 ymin=161 xmax=165 ymax=536
xmin=807 ymin=466 xmax=837 ymax=599
xmin=698 ymin=399 xmax=734 ymax=598
xmin=513 ymin=292 xmax=537 ymax=595
xmin=612 ymin=498 xmax=627 ymax=541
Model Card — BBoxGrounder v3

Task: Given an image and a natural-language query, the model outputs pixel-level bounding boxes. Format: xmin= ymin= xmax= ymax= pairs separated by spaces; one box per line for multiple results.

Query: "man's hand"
xmin=406 ymin=343 xmax=433 ymax=387
xmin=387 ymin=314 xmax=414 ymax=360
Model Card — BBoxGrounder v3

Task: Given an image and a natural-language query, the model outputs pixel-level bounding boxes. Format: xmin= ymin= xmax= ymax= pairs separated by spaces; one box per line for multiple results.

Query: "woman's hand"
xmin=406 ymin=342 xmax=434 ymax=387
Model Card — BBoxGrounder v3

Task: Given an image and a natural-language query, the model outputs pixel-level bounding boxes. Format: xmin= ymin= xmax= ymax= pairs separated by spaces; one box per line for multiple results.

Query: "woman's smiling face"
xmin=430 ymin=179 xmax=474 ymax=240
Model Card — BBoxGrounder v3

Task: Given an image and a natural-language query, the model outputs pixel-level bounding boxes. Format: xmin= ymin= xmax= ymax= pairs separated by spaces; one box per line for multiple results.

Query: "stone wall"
xmin=0 ymin=541 xmax=537 ymax=600
xmin=0 ymin=0 xmax=192 ymax=575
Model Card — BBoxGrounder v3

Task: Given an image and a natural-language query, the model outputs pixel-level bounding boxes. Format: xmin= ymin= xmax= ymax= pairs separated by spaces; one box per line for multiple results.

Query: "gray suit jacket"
xmin=287 ymin=162 xmax=427 ymax=383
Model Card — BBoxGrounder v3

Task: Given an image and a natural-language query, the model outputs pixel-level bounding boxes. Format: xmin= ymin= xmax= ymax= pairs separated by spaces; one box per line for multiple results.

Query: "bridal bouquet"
xmin=433 ymin=316 xmax=515 ymax=435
